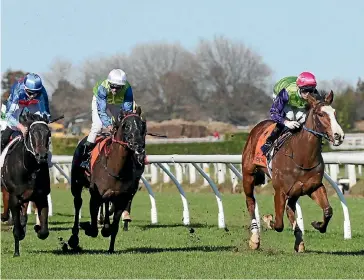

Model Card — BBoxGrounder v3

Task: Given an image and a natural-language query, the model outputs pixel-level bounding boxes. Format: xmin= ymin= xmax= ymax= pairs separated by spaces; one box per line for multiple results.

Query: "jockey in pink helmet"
xmin=260 ymin=72 xmax=318 ymax=156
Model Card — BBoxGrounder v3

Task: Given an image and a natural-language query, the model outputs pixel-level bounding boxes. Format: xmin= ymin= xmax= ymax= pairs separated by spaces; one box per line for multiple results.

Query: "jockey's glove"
xmin=284 ymin=120 xmax=300 ymax=130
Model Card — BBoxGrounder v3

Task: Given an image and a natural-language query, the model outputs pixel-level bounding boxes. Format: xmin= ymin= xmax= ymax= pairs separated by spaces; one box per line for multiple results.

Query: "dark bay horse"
xmin=1 ymin=112 xmax=52 ymax=257
xmin=68 ymin=108 xmax=146 ymax=253
xmin=242 ymin=91 xmax=345 ymax=252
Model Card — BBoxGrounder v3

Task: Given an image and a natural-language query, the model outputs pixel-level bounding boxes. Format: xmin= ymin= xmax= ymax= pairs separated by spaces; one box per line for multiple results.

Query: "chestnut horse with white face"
xmin=242 ymin=91 xmax=344 ymax=252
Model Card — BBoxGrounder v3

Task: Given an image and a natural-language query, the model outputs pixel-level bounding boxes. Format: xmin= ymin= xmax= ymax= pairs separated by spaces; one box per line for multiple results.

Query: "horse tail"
xmin=254 ymin=169 xmax=266 ymax=186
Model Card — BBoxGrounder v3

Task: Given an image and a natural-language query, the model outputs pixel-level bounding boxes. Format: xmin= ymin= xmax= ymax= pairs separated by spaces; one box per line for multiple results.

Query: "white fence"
xmin=45 ymin=152 xmax=364 ymax=240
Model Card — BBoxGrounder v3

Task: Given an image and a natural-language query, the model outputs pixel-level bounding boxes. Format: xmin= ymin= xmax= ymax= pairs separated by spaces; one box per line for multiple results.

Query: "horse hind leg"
xmin=243 ymin=171 xmax=260 ymax=250
xmin=81 ymin=187 xmax=101 ymax=238
xmin=101 ymin=201 xmax=112 ymax=238
xmin=1 ymin=187 xmax=10 ymax=222
xmin=309 ymin=184 xmax=333 ymax=233
xmin=285 ymin=197 xmax=305 ymax=253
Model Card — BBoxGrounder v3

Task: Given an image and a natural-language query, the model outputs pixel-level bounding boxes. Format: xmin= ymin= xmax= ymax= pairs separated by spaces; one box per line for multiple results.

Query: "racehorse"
xmin=1 ymin=112 xmax=52 ymax=257
xmin=68 ymin=108 xmax=146 ymax=253
xmin=241 ymin=91 xmax=345 ymax=252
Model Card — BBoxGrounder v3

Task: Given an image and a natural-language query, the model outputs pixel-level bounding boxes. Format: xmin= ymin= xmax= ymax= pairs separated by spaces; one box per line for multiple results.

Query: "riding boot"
xmin=80 ymin=141 xmax=96 ymax=171
xmin=261 ymin=124 xmax=284 ymax=156
xmin=1 ymin=127 xmax=13 ymax=154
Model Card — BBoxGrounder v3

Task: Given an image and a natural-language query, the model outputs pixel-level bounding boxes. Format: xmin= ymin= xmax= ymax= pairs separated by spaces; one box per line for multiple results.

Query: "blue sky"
xmin=1 ymin=0 xmax=363 ymax=88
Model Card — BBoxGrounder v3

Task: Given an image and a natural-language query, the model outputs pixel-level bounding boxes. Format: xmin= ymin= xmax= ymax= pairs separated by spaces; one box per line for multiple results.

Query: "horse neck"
xmin=295 ymin=108 xmax=322 ymax=157
xmin=106 ymin=133 xmax=129 ymax=172
xmin=18 ymin=140 xmax=38 ymax=172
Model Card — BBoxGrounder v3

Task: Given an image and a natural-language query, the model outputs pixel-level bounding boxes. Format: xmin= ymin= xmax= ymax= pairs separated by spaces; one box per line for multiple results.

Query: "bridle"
xmin=101 ymin=113 xmax=145 ymax=180
xmin=302 ymin=102 xmax=330 ymax=141
xmin=23 ymin=121 xmax=50 ymax=156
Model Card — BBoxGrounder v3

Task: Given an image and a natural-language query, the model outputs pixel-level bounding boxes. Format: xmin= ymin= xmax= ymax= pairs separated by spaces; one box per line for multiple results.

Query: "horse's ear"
xmin=136 ymin=106 xmax=142 ymax=116
xmin=325 ymin=90 xmax=334 ymax=105
xmin=42 ymin=113 xmax=49 ymax=123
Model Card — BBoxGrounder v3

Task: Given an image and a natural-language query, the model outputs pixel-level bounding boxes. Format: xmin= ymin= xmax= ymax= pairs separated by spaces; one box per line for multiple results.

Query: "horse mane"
xmin=19 ymin=112 xmax=48 ymax=126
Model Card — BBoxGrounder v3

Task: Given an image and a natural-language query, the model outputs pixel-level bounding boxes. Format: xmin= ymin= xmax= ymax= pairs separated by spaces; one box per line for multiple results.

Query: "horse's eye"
xmin=318 ymin=113 xmax=324 ymax=117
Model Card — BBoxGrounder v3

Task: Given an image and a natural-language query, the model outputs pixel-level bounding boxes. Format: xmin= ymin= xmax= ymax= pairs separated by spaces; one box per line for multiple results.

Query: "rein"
xmin=302 ymin=125 xmax=330 ymax=141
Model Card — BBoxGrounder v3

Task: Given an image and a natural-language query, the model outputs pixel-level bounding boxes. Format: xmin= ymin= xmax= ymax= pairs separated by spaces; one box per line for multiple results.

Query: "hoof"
xmin=80 ymin=222 xmax=98 ymax=237
xmin=13 ymin=252 xmax=20 ymax=257
xmin=123 ymin=221 xmax=129 ymax=232
xmin=1 ymin=213 xmax=9 ymax=222
xmin=34 ymin=224 xmax=41 ymax=233
xmin=294 ymin=241 xmax=305 ymax=253
xmin=262 ymin=214 xmax=273 ymax=229
xmin=107 ymin=249 xmax=115 ymax=254
xmin=249 ymin=232 xmax=260 ymax=250
xmin=311 ymin=221 xmax=326 ymax=233
xmin=121 ymin=211 xmax=132 ymax=222
xmin=68 ymin=235 xmax=79 ymax=249
xmin=38 ymin=231 xmax=49 ymax=240
xmin=101 ymin=226 xmax=112 ymax=238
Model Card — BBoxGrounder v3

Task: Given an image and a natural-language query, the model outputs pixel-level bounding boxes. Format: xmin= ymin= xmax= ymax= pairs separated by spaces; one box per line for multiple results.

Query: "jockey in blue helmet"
xmin=1 ymin=73 xmax=51 ymax=152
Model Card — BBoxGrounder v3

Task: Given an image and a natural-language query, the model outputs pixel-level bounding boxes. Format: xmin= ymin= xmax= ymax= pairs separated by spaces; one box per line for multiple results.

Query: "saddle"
xmin=253 ymin=124 xmax=293 ymax=168
xmin=83 ymin=135 xmax=112 ymax=177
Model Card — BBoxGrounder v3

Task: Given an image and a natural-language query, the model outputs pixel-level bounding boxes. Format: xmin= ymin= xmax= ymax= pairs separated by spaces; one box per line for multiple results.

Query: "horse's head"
xmin=19 ymin=112 xmax=51 ymax=163
xmin=115 ymin=107 xmax=147 ymax=156
xmin=306 ymin=91 xmax=345 ymax=146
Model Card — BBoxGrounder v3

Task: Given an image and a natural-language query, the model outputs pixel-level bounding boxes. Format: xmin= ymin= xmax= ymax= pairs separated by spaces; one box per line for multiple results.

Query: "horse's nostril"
xmin=334 ymin=133 xmax=340 ymax=140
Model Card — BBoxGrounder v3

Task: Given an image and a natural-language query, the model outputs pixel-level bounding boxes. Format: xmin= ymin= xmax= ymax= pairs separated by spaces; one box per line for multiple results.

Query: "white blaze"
xmin=321 ymin=106 xmax=345 ymax=145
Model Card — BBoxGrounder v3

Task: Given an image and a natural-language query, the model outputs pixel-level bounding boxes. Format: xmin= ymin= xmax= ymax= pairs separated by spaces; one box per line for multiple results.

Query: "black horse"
xmin=68 ymin=108 xmax=146 ymax=253
xmin=1 ymin=112 xmax=52 ymax=257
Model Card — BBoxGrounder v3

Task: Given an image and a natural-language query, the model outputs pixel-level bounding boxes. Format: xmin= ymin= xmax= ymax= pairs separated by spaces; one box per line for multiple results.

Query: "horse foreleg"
xmin=243 ymin=172 xmax=260 ymax=250
xmin=9 ymin=195 xmax=23 ymax=257
xmin=286 ymin=197 xmax=305 ymax=252
xmin=309 ymin=184 xmax=333 ymax=233
xmin=263 ymin=190 xmax=286 ymax=232
xmin=122 ymin=185 xmax=138 ymax=231
xmin=33 ymin=196 xmax=49 ymax=240
xmin=1 ymin=187 xmax=10 ymax=222
xmin=108 ymin=204 xmax=124 ymax=254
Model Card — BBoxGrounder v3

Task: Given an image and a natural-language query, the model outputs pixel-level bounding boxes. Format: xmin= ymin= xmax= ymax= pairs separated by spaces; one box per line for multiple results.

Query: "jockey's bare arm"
xmin=96 ymin=85 xmax=113 ymax=128
xmin=269 ymin=89 xmax=288 ymax=125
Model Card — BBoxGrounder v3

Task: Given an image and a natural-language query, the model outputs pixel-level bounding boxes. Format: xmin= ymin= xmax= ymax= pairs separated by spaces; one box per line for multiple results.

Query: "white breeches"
xmin=283 ymin=105 xmax=307 ymax=124
xmin=87 ymin=96 xmax=104 ymax=143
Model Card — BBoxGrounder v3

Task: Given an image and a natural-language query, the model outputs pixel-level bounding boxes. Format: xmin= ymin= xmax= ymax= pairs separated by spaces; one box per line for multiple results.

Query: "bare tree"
xmin=195 ymin=35 xmax=272 ymax=124
xmin=81 ymin=54 xmax=131 ymax=89
xmin=42 ymin=57 xmax=73 ymax=97
xmin=127 ymin=42 xmax=201 ymax=119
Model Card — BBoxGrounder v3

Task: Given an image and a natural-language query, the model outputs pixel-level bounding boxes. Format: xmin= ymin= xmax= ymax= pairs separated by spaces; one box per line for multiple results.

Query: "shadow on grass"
xmin=306 ymin=249 xmax=364 ymax=256
xmin=32 ymin=245 xmax=235 ymax=255
xmin=138 ymin=223 xmax=217 ymax=231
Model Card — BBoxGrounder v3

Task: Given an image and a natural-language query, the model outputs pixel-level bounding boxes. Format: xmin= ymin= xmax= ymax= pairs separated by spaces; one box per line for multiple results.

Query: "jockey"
xmin=1 ymin=73 xmax=51 ymax=153
xmin=261 ymin=71 xmax=318 ymax=156
xmin=80 ymin=69 xmax=138 ymax=171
